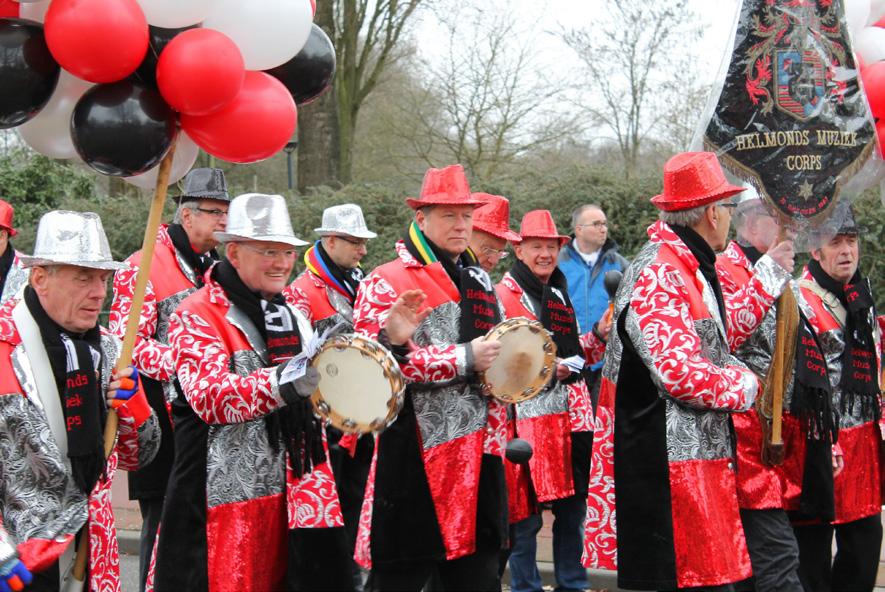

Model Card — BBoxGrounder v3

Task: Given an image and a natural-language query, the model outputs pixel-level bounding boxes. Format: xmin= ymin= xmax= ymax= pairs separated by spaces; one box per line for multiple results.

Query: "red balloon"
xmin=310 ymin=0 xmax=316 ymax=16
xmin=182 ymin=71 xmax=297 ymax=164
xmin=876 ymin=16 xmax=885 ymax=28
xmin=0 ymin=0 xmax=18 ymax=18
xmin=862 ymin=61 xmax=885 ymax=118
xmin=45 ymin=0 xmax=148 ymax=83
xmin=157 ymin=29 xmax=245 ymax=116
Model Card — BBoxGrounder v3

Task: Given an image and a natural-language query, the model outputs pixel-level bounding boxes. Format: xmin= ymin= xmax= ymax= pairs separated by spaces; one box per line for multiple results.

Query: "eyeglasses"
xmin=239 ymin=244 xmax=298 ymax=259
xmin=718 ymin=203 xmax=738 ymax=210
xmin=480 ymin=246 xmax=509 ymax=259
xmin=336 ymin=236 xmax=369 ymax=248
xmin=195 ymin=207 xmax=228 ymax=217
xmin=578 ymin=221 xmax=607 ymax=228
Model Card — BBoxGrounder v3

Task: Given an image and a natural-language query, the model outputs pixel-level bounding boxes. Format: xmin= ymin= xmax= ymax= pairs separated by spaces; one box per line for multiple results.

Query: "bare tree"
xmin=383 ymin=4 xmax=577 ymax=183
xmin=561 ymin=0 xmax=701 ymax=176
xmin=298 ymin=0 xmax=426 ymax=190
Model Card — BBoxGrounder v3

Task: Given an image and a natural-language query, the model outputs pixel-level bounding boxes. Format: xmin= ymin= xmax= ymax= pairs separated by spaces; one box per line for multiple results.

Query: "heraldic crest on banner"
xmin=704 ymin=0 xmax=875 ymax=221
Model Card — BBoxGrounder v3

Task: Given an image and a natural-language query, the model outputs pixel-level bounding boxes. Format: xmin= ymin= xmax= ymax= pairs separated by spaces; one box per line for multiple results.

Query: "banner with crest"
xmin=703 ymin=0 xmax=876 ymax=223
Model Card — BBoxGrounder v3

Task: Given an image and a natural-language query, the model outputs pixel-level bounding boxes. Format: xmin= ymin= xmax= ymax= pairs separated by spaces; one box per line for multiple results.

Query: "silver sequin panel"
xmin=157 ymin=289 xmax=196 ymax=345
xmin=0 ymin=393 xmax=89 ymax=545
xmin=410 ymin=301 xmax=486 ymax=450
xmin=516 ymin=381 xmax=568 ymax=420
xmin=326 ymin=287 xmax=355 ymax=325
xmin=205 ymin=349 xmax=285 ymax=507
xmin=0 ymin=259 xmax=27 ymax=304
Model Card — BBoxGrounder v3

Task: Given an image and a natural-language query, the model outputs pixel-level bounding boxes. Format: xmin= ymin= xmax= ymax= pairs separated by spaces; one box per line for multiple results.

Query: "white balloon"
xmin=18 ymin=0 xmax=49 ymax=22
xmin=868 ymin=0 xmax=885 ymax=25
xmin=846 ymin=0 xmax=872 ymax=36
xmin=202 ymin=0 xmax=313 ymax=71
xmin=18 ymin=71 xmax=94 ymax=160
xmin=855 ymin=26 xmax=885 ymax=64
xmin=124 ymin=132 xmax=200 ymax=190
xmin=136 ymin=0 xmax=215 ymax=28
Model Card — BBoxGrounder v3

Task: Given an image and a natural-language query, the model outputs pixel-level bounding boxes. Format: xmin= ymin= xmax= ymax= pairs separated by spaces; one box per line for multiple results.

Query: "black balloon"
xmin=266 ymin=23 xmax=335 ymax=106
xmin=132 ymin=24 xmax=199 ymax=88
xmin=72 ymin=80 xmax=177 ymax=177
xmin=0 ymin=18 xmax=60 ymax=129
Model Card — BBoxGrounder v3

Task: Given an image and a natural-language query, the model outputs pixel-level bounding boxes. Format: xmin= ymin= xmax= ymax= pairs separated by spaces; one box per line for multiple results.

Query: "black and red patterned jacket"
xmin=797 ymin=266 xmax=885 ymax=524
xmin=0 ymin=295 xmax=159 ymax=592
xmin=153 ymin=276 xmax=313 ymax=592
xmin=351 ymin=241 xmax=508 ymax=569
xmin=495 ymin=272 xmax=603 ymax=521
xmin=583 ymin=221 xmax=789 ymax=589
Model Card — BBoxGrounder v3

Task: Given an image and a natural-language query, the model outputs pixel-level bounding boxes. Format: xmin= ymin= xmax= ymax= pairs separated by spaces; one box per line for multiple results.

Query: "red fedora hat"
xmin=651 ymin=152 xmax=744 ymax=212
xmin=518 ymin=210 xmax=569 ymax=245
xmin=406 ymin=164 xmax=485 ymax=210
xmin=472 ymin=193 xmax=521 ymax=242
xmin=0 ymin=199 xmax=16 ymax=237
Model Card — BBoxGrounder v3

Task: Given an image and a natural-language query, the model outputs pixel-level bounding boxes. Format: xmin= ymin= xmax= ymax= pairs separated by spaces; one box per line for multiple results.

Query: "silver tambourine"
xmin=310 ymin=334 xmax=405 ymax=434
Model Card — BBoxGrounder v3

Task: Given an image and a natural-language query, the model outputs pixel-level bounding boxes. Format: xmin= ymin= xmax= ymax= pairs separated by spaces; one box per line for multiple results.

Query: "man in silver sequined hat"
xmin=0 ymin=210 xmax=160 ymax=592
xmin=283 ymin=203 xmax=377 ymax=591
xmin=109 ymin=166 xmax=230 ymax=592
xmin=153 ymin=193 xmax=323 ymax=591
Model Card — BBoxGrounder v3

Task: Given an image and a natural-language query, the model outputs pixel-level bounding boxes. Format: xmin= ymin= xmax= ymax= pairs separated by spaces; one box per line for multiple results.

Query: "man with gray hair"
xmin=558 ymin=204 xmax=626 ymax=397
xmin=109 ymin=167 xmax=229 ymax=591
xmin=586 ymin=152 xmax=794 ymax=590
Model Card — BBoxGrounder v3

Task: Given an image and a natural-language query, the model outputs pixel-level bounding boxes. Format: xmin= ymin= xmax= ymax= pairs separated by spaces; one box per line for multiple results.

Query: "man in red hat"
xmin=495 ymin=210 xmax=605 ymax=592
xmin=590 ymin=152 xmax=794 ymax=590
xmin=109 ymin=167 xmax=230 ymax=591
xmin=0 ymin=199 xmax=27 ymax=304
xmin=793 ymin=210 xmax=884 ymax=591
xmin=468 ymin=193 xmax=521 ymax=274
xmin=352 ymin=164 xmax=508 ymax=591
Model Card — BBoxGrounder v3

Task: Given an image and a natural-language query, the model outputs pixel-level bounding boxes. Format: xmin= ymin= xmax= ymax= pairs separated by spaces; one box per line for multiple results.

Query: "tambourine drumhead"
xmin=310 ymin=335 xmax=405 ymax=434
xmin=480 ymin=318 xmax=556 ymax=404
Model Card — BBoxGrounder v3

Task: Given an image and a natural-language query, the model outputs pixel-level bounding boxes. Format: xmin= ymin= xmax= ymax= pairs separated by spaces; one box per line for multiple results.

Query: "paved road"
xmin=120 ymin=552 xmax=139 ymax=591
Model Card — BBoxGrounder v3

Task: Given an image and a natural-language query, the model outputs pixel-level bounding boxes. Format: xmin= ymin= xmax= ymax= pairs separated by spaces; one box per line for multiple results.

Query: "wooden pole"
xmin=71 ymin=141 xmax=178 ymax=584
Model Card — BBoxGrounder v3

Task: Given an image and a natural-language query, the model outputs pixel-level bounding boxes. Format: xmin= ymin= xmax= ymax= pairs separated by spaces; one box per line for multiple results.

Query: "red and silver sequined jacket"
xmin=0 ymin=296 xmax=159 ymax=592
xmin=583 ymin=221 xmax=789 ymax=589
xmin=153 ymin=276 xmax=313 ymax=592
xmin=110 ymin=225 xmax=203 ymax=399
xmin=717 ymin=241 xmax=809 ymax=511
xmin=495 ymin=272 xmax=603 ymax=519
xmin=797 ymin=266 xmax=885 ymax=524
xmin=351 ymin=242 xmax=508 ymax=568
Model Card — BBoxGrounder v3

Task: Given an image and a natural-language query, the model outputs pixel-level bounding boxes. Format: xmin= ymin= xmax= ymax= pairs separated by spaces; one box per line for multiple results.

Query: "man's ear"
xmin=225 ymin=242 xmax=239 ymax=268
xmin=706 ymin=204 xmax=719 ymax=230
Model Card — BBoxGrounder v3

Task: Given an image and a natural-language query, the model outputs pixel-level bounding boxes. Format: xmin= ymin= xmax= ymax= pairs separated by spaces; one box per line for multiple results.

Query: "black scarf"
xmin=167 ymin=223 xmax=218 ymax=288
xmin=403 ymin=223 xmax=500 ymax=342
xmin=807 ymin=259 xmax=880 ymax=420
xmin=316 ymin=241 xmax=362 ymax=302
xmin=791 ymin=310 xmax=838 ymax=442
xmin=671 ymin=225 xmax=727 ymax=327
xmin=0 ymin=243 xmax=13 ymax=294
xmin=211 ymin=260 xmax=323 ymax=477
xmin=24 ymin=287 xmax=106 ymax=495
xmin=740 ymin=244 xmax=764 ymax=265
xmin=509 ymin=259 xmax=583 ymax=364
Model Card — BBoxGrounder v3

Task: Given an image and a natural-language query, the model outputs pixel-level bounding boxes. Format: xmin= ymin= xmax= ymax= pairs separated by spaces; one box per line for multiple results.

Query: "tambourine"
xmin=310 ymin=334 xmax=406 ymax=434
xmin=479 ymin=318 xmax=556 ymax=404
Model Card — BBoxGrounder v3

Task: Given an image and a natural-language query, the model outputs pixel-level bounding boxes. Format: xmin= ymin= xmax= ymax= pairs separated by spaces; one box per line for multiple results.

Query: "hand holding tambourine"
xmin=479 ymin=318 xmax=556 ymax=404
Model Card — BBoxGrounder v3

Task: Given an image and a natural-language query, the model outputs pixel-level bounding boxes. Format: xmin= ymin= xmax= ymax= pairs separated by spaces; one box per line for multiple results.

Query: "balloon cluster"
xmin=0 ymin=0 xmax=335 ymax=188
xmin=847 ymin=0 xmax=885 ymax=155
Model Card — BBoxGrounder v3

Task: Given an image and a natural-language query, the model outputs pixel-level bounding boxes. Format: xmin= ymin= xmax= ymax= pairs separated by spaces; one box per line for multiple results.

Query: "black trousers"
xmin=138 ymin=497 xmax=164 ymax=592
xmin=739 ymin=509 xmax=803 ymax=592
xmin=366 ymin=545 xmax=500 ymax=592
xmin=794 ymin=514 xmax=883 ymax=592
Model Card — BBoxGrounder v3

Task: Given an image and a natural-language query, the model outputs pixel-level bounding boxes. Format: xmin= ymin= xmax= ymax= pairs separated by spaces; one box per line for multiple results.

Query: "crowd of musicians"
xmin=0 ymin=151 xmax=881 ymax=592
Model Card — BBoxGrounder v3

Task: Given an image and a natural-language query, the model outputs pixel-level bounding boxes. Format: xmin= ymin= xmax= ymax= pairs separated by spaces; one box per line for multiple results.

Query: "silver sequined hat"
xmin=214 ymin=193 xmax=308 ymax=247
xmin=314 ymin=203 xmax=377 ymax=239
xmin=20 ymin=210 xmax=128 ymax=270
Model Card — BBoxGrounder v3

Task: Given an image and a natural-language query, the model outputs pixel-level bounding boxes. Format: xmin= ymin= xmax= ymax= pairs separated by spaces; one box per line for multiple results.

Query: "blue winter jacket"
xmin=558 ymin=237 xmax=628 ymax=369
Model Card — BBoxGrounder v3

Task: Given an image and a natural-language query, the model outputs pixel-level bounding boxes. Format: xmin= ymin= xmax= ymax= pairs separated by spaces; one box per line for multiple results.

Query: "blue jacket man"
xmin=558 ymin=205 xmax=627 ymax=373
